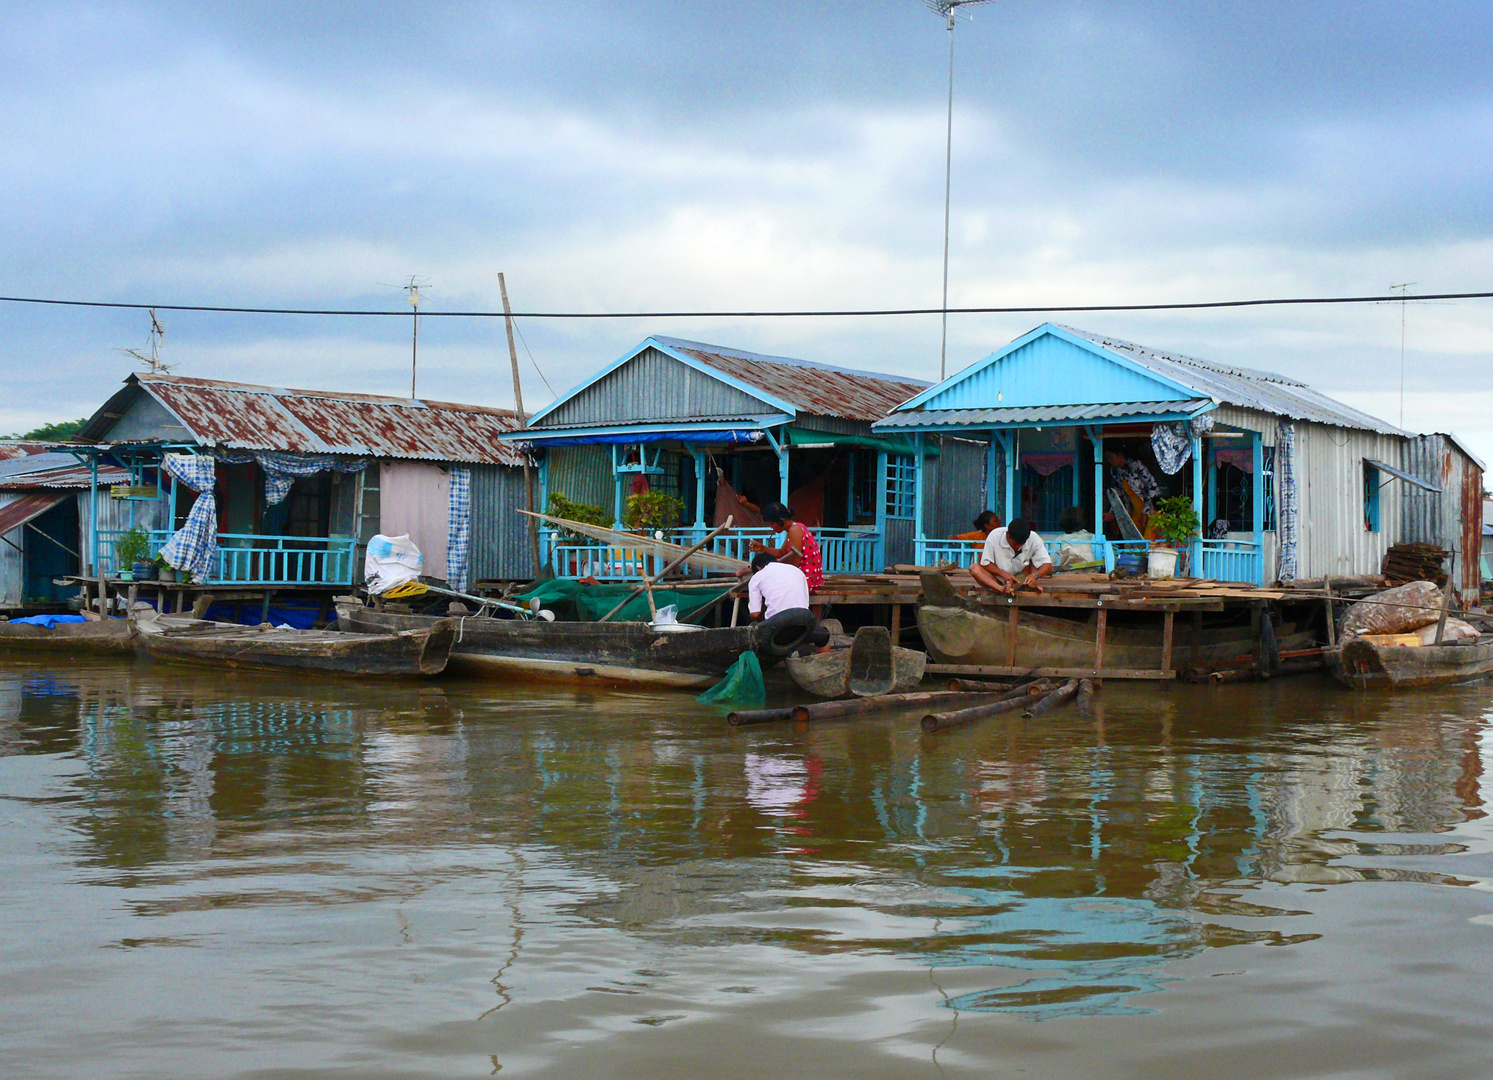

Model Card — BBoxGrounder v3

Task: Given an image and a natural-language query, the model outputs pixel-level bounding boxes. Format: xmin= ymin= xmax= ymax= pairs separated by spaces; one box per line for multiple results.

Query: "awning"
xmin=520 ymin=430 xmax=764 ymax=448
xmin=1365 ymin=458 xmax=1440 ymax=493
xmin=784 ymin=429 xmax=935 ymax=456
xmin=0 ymin=492 xmax=68 ymax=535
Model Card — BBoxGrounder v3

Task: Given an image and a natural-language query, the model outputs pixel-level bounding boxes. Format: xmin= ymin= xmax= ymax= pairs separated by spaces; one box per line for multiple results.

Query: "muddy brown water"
xmin=2 ymin=656 xmax=1491 ymax=1079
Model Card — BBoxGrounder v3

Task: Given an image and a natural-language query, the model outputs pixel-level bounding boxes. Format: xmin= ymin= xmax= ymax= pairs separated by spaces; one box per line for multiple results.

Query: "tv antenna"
xmin=925 ymin=0 xmax=995 ymax=380
xmin=119 ymin=307 xmax=173 ymax=373
xmin=380 ymin=277 xmax=430 ymax=397
xmin=1390 ymin=281 xmax=1416 ymax=427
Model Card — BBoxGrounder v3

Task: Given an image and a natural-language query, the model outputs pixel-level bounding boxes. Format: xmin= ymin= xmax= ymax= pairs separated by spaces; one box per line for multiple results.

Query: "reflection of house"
xmin=0 ymin=445 xmax=128 ymax=608
xmin=875 ymin=324 xmax=1484 ymax=588
xmin=69 ymin=373 xmax=533 ymax=590
xmin=509 ymin=336 xmax=985 ymax=574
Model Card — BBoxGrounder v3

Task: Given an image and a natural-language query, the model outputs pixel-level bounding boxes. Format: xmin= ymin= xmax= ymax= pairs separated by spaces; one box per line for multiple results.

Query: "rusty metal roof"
xmin=0 ymin=452 xmax=127 ymax=489
xmin=0 ymin=492 xmax=70 ymax=534
xmin=0 ymin=442 xmax=49 ymax=461
xmin=96 ymin=374 xmax=527 ymax=467
xmin=652 ymin=337 xmax=928 ymax=423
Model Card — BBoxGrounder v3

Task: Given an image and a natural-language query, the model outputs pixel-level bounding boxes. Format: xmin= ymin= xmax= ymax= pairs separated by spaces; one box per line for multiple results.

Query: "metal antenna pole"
xmin=1391 ymin=281 xmax=1415 ymax=427
xmin=940 ymin=10 xmax=955 ymax=381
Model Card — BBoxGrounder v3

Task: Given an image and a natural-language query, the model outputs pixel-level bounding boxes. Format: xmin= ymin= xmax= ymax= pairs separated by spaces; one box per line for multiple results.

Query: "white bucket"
xmin=1147 ymin=547 xmax=1179 ymax=579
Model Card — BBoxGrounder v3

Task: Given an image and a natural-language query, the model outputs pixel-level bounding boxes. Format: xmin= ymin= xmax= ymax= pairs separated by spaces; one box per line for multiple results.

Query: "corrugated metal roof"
xmin=122 ymin=374 xmax=527 ymax=467
xmin=0 ymin=442 xmax=48 ymax=460
xmin=1058 ymin=326 xmax=1408 ymax=436
xmin=0 ymin=492 xmax=69 ymax=534
xmin=875 ymin=400 xmax=1211 ymax=430
xmin=652 ymin=336 xmax=928 ymax=423
xmin=0 ymin=452 xmax=127 ymax=489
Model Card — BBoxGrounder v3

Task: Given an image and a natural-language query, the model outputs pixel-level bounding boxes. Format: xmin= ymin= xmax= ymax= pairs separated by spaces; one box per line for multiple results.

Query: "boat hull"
xmin=139 ymin=618 xmax=455 ymax=677
xmin=339 ymin=607 xmax=766 ymax=689
xmin=1324 ymin=635 xmax=1493 ymax=689
xmin=785 ymin=647 xmax=926 ymax=698
xmin=0 ymin=618 xmax=136 ymax=654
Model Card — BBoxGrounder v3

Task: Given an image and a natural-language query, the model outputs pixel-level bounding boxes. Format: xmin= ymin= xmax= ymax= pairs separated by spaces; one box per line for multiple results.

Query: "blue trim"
xmin=875 ymin=406 xmax=1215 ymax=435
xmin=508 ymin=415 xmax=792 ymax=442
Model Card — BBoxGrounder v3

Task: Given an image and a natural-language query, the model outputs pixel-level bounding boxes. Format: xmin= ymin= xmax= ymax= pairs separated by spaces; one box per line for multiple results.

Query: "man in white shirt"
xmin=747 ymin=554 xmax=811 ymax=619
xmin=971 ymin=517 xmax=1054 ymax=595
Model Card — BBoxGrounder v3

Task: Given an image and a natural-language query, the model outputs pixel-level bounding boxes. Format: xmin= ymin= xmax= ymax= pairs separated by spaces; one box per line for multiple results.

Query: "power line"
xmin=0 ymin=290 xmax=1489 ymax=319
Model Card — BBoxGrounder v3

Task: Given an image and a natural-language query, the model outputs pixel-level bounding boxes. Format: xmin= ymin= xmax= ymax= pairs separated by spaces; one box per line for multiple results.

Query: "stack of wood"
xmin=1382 ymin=543 xmax=1449 ymax=588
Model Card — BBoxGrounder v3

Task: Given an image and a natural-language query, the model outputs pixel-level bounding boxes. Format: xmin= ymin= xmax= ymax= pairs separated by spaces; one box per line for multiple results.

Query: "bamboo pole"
xmin=1076 ymin=678 xmax=1095 ymax=715
xmin=597 ymin=517 xmax=735 ymax=623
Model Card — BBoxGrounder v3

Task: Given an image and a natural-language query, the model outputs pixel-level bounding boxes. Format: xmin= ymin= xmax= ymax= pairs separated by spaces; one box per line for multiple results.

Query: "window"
xmin=1261 ymin=446 xmax=1276 ymax=532
xmin=1363 ymin=462 xmax=1380 ymax=532
xmin=885 ymin=454 xmax=916 ymax=518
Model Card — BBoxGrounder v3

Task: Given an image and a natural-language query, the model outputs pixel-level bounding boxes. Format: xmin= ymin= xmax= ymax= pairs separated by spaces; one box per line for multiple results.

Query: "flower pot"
xmin=159 ymin=567 xmax=178 ymax=583
xmin=132 ymin=560 xmax=158 ymax=581
xmin=118 ymin=570 xmax=134 ymax=582
xmin=1147 ymin=547 xmax=1179 ymax=579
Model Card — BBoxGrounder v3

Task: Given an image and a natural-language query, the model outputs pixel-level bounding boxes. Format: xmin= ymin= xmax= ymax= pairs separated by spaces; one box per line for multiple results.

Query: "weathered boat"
xmin=337 ymin=604 xmax=815 ymax=689
xmin=1324 ymin=634 xmax=1493 ymax=690
xmin=135 ymin=615 xmax=455 ymax=677
xmin=785 ymin=625 xmax=928 ymax=698
xmin=916 ymin=572 xmax=1314 ymax=675
xmin=0 ymin=615 xmax=137 ymax=654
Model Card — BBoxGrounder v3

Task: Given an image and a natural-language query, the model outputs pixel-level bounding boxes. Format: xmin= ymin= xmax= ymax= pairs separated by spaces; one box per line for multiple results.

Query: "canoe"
xmin=337 ymin=605 xmax=778 ymax=689
xmin=1324 ymin=634 xmax=1493 ymax=689
xmin=136 ymin=615 xmax=455 ymax=677
xmin=785 ymin=626 xmax=927 ymax=698
xmin=0 ymin=616 xmax=136 ymax=654
xmin=916 ymin=572 xmax=1313 ymax=674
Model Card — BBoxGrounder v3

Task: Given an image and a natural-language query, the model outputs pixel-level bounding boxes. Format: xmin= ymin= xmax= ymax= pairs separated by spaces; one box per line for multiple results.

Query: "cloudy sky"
xmin=3 ymin=1 xmax=1491 ymax=457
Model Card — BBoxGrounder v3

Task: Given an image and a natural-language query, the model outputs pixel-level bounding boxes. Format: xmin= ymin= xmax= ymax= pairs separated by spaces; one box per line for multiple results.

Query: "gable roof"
xmin=885 ymin=323 xmax=1407 ymax=437
xmin=526 ymin=336 xmax=928 ymax=429
xmin=79 ymin=373 xmax=527 ymax=467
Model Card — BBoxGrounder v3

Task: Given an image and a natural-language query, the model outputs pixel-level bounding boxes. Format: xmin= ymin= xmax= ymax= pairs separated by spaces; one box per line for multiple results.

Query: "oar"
xmin=597 ymin=517 xmax=736 ymax=623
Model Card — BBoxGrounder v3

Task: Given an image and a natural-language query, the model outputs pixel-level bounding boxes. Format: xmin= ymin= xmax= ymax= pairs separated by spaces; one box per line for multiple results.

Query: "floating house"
xmin=874 ymin=324 xmax=1483 ymax=590
xmin=69 ymin=373 xmax=532 ymax=593
xmin=509 ymin=336 xmax=986 ymax=576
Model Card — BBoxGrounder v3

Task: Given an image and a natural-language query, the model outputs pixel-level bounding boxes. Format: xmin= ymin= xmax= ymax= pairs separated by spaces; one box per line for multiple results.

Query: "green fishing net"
xmin=696 ymin=650 xmax=766 ymax=707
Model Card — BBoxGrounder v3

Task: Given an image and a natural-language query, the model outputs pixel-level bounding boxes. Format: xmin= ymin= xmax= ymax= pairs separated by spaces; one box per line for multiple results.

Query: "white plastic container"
xmin=1147 ymin=547 xmax=1179 ymax=579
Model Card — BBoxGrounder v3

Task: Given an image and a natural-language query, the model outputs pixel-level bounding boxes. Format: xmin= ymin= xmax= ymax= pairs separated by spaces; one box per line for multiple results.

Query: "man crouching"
xmin=969 ymin=517 xmax=1054 ymax=595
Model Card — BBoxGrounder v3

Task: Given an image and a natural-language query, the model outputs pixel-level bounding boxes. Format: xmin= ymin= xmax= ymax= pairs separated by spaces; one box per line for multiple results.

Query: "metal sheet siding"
xmin=545 ymin=446 xmax=613 ymax=514
xmin=532 ymin=348 xmax=776 ymax=429
xmin=876 ymin=400 xmax=1210 ymax=429
xmin=0 ymin=494 xmax=20 ymax=605
xmin=470 ymin=464 xmax=535 ymax=582
xmin=794 ymin=414 xmax=873 ymax=437
xmin=925 ymin=437 xmax=986 ymax=538
xmin=1401 ymin=434 xmax=1484 ymax=594
xmin=1294 ymin=423 xmax=1404 ymax=581
xmin=885 ymin=517 xmax=915 ymax=565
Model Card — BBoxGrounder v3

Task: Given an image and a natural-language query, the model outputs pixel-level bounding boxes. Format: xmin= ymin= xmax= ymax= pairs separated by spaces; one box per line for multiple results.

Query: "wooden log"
xmin=1094 ymin=607 xmax=1107 ymax=671
xmin=920 ymin=684 xmax=1051 ymax=732
xmin=1160 ymin=610 xmax=1174 ymax=673
xmin=947 ymin=676 xmax=1020 ymax=692
xmin=1076 ymin=678 xmax=1095 ymax=715
xmin=727 ymin=707 xmax=796 ymax=727
xmin=925 ymin=663 xmax=1176 ymax=681
xmin=1006 ymin=604 xmax=1019 ymax=667
xmin=792 ymin=688 xmax=1012 ymax=725
xmin=1022 ymin=679 xmax=1080 ymax=717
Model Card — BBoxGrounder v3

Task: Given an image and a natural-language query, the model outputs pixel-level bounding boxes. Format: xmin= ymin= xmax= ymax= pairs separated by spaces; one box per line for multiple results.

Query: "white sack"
xmin=365 ymin=533 xmax=423 ymax=595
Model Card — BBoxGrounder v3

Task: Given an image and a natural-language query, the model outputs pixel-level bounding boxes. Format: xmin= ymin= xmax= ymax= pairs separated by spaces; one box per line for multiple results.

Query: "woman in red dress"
xmin=749 ymin=502 xmax=824 ymax=592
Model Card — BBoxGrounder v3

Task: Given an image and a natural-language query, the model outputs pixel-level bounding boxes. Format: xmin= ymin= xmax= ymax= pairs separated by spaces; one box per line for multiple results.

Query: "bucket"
xmin=1147 ymin=547 xmax=1179 ymax=579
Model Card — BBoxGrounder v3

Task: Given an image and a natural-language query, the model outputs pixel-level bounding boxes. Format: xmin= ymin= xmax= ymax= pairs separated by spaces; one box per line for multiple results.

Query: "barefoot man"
xmin=970 ymin=517 xmax=1054 ymax=595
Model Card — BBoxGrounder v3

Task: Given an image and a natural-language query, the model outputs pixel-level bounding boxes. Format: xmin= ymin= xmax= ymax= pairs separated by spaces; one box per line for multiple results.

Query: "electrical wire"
xmin=0 ymin=290 xmax=1490 ymax=319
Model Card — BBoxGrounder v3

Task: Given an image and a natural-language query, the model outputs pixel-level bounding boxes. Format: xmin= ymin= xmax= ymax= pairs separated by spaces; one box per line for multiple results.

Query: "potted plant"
xmin=546 ymin=493 xmax=612 ymax=541
xmin=114 ymin=527 xmax=151 ymax=581
xmin=155 ymin=553 xmax=178 ymax=583
xmin=623 ymin=490 xmax=685 ymax=536
xmin=1147 ymin=495 xmax=1201 ymax=578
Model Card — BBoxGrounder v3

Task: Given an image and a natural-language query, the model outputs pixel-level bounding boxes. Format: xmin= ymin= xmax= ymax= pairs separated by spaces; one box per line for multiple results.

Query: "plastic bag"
xmin=1339 ymin=580 xmax=1443 ymax=638
xmin=652 ymin=604 xmax=678 ymax=626
xmin=365 ymin=534 xmax=423 ymax=596
xmin=696 ymin=651 xmax=766 ymax=707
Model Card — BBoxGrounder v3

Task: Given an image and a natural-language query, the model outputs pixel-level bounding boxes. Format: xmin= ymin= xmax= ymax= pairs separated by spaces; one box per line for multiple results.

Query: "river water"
xmin=1 ymin=656 xmax=1491 ymax=1079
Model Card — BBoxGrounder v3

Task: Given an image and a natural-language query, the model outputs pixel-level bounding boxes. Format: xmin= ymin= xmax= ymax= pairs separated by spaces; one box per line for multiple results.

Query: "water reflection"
xmin=0 ymin=656 xmax=1489 ymax=1061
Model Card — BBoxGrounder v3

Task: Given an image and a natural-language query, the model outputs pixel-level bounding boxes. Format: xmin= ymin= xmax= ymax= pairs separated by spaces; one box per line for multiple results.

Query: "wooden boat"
xmin=135 ymin=615 xmax=455 ymax=677
xmin=916 ymin=572 xmax=1314 ymax=675
xmin=0 ymin=615 xmax=136 ymax=654
xmin=1324 ymin=633 xmax=1493 ymax=689
xmin=786 ymin=625 xmax=927 ymax=698
xmin=337 ymin=604 xmax=794 ymax=689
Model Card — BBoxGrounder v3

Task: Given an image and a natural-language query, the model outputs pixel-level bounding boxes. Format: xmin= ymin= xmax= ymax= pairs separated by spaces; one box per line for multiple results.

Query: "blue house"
xmin=874 ymin=324 xmax=1480 ymax=587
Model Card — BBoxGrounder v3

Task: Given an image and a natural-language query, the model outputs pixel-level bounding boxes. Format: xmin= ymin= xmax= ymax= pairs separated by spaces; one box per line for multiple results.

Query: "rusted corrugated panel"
xmin=0 ymin=492 xmax=68 ymax=534
xmin=0 ymin=452 xmax=127 ymax=489
xmin=137 ymin=374 xmax=527 ymax=467
xmin=654 ymin=337 xmax=927 ymax=423
xmin=0 ymin=442 xmax=48 ymax=460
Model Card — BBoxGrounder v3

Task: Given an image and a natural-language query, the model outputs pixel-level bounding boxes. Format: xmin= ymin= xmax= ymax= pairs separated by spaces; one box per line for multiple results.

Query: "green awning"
xmin=785 ymin=428 xmax=938 ymax=456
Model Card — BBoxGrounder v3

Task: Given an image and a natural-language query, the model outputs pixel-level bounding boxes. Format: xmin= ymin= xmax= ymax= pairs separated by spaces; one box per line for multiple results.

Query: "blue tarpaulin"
xmin=8 ymin=614 xmax=88 ymax=628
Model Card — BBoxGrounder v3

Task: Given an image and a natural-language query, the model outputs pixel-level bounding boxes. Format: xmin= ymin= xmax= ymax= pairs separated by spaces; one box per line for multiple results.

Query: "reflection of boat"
xmin=136 ymin=615 xmax=455 ymax=677
xmin=0 ymin=616 xmax=136 ymax=654
xmin=1324 ymin=634 xmax=1493 ymax=689
xmin=917 ymin=572 xmax=1313 ymax=673
xmin=337 ymin=605 xmax=802 ymax=689
xmin=785 ymin=626 xmax=926 ymax=698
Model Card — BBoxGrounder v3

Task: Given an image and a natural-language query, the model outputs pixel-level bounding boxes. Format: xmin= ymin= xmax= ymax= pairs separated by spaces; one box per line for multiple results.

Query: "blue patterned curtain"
xmin=1276 ymin=422 xmax=1298 ymax=581
xmin=446 ymin=467 xmax=471 ymax=593
xmin=217 ymin=451 xmax=367 ymax=506
xmin=159 ymin=454 xmax=219 ymax=582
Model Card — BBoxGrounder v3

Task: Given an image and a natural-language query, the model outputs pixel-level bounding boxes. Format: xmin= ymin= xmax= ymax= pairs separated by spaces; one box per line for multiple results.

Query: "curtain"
xmin=158 ymin=454 xmax=220 ymax=582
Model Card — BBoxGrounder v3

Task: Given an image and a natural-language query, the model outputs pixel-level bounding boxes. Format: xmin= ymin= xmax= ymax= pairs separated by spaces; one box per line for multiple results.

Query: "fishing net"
xmin=512 ymin=579 xmax=732 ymax=623
xmin=697 ymin=650 xmax=766 ymax=707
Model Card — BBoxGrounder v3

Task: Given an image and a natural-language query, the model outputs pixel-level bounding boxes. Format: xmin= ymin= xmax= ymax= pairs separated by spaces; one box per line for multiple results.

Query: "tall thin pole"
xmin=499 ymin=273 xmax=540 ymax=574
xmin=940 ymin=11 xmax=956 ymax=381
xmin=1391 ymin=281 xmax=1415 ymax=427
xmin=411 ymin=307 xmax=419 ymax=399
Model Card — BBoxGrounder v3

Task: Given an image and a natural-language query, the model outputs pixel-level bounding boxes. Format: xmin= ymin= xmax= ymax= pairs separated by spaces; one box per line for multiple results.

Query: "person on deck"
xmin=1104 ymin=447 xmax=1164 ymax=532
xmin=749 ymin=502 xmax=824 ymax=593
xmin=971 ymin=517 xmax=1054 ymax=595
xmin=746 ymin=553 xmax=811 ymax=620
xmin=953 ymin=510 xmax=1002 ymax=543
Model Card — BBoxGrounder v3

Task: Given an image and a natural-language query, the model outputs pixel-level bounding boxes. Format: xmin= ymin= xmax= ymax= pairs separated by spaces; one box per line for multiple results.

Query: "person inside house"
xmin=1104 ymin=445 xmax=1164 ymax=533
xmin=971 ymin=517 xmax=1054 ymax=595
xmin=746 ymin=553 xmax=811 ymax=621
xmin=1054 ymin=506 xmax=1097 ymax=566
xmin=749 ymin=502 xmax=824 ymax=593
xmin=953 ymin=510 xmax=1002 ymax=543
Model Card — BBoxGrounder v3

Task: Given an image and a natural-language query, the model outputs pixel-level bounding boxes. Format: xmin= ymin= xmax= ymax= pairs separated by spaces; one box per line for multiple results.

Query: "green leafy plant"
xmin=623 ymin=490 xmax=685 ymax=533
xmin=546 ymin=492 xmax=611 ymax=541
xmin=1149 ymin=495 xmax=1201 ymax=546
xmin=114 ymin=526 xmax=151 ymax=567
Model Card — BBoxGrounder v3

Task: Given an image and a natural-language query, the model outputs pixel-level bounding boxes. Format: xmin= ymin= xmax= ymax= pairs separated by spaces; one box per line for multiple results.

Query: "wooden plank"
xmin=1094 ymin=607 xmax=1107 ymax=671
xmin=890 ymin=602 xmax=902 ymax=639
xmin=1006 ymin=604 xmax=1019 ymax=667
xmin=1161 ymin=609 xmax=1174 ymax=673
xmin=925 ymin=663 xmax=1176 ymax=681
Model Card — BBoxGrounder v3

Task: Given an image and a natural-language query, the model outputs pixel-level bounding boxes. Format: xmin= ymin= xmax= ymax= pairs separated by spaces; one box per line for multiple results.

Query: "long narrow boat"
xmin=1324 ymin=634 xmax=1493 ymax=689
xmin=0 ymin=616 xmax=136 ymax=654
xmin=136 ymin=615 xmax=455 ymax=677
xmin=337 ymin=605 xmax=802 ymax=689
xmin=916 ymin=572 xmax=1314 ymax=674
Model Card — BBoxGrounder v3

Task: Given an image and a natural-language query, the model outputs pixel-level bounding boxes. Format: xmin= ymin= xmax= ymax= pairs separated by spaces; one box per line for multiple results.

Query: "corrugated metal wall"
xmin=76 ymin=490 xmax=164 ymax=573
xmin=470 ymin=464 xmax=535 ymax=582
xmin=0 ymin=494 xmax=21 ymax=604
xmin=533 ymin=348 xmax=773 ymax=427
xmin=795 ymin=413 xmax=869 ymax=437
xmin=545 ymin=445 xmax=613 ymax=514
xmin=924 ymin=437 xmax=987 ymax=539
xmin=1401 ymin=434 xmax=1484 ymax=595
xmin=885 ymin=518 xmax=915 ymax=565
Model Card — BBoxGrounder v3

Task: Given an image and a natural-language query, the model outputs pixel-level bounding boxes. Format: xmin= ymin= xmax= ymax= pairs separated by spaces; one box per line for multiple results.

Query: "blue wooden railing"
xmin=914 ymin=535 xmax=1263 ymax=584
xmin=97 ymin=530 xmax=357 ymax=585
xmin=541 ymin=526 xmax=882 ymax=581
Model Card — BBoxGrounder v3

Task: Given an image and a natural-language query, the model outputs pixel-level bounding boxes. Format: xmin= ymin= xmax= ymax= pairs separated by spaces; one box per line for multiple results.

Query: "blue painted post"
xmin=913 ymin=432 xmax=925 ymax=564
xmin=1001 ymin=431 xmax=1016 ymax=524
xmin=1071 ymin=439 xmax=1081 ymax=505
xmin=611 ymin=443 xmax=624 ymax=528
xmin=538 ymin=453 xmax=550 ymax=570
xmin=986 ymin=432 xmax=998 ymax=512
xmin=692 ymin=448 xmax=706 ymax=539
xmin=1190 ymin=433 xmax=1204 ymax=576
xmin=778 ymin=429 xmax=790 ymax=506
xmin=87 ymin=456 xmax=99 ymax=575
xmin=874 ymin=450 xmax=888 ymax=568
xmin=1251 ymin=430 xmax=1265 ymax=585
xmin=1090 ymin=427 xmax=1106 ymax=568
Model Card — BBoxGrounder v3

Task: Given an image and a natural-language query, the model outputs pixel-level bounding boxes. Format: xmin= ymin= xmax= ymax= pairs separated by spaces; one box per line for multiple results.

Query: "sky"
xmin=2 ymin=1 xmax=1491 ymax=460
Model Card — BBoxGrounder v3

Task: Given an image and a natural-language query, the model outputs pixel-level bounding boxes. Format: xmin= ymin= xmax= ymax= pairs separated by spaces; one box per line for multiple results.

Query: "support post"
xmin=913 ymin=432 xmax=926 ymax=558
xmin=692 ymin=448 xmax=707 ymax=538
xmin=87 ymin=456 xmax=99 ymax=575
xmin=1161 ymin=609 xmax=1175 ymax=673
xmin=1251 ymin=430 xmax=1265 ymax=585
xmin=875 ymin=450 xmax=888 ymax=569
xmin=1006 ymin=602 xmax=1019 ymax=667
xmin=1000 ymin=431 xmax=1015 ymax=524
xmin=1094 ymin=605 xmax=1107 ymax=673
xmin=778 ymin=429 xmax=790 ymax=506
xmin=1089 ymin=426 xmax=1105 ymax=566
xmin=1190 ymin=432 xmax=1203 ymax=576
xmin=986 ymin=432 xmax=999 ymax=513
